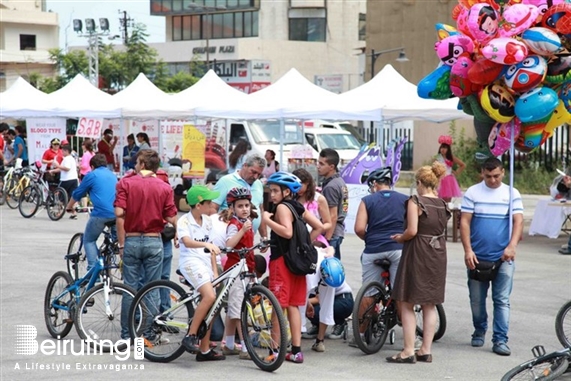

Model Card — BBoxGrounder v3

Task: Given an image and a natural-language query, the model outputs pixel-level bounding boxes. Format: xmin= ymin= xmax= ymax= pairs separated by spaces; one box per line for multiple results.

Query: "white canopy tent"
xmin=0 ymin=77 xmax=57 ymax=118
xmin=48 ymin=74 xmax=122 ymax=118
xmin=113 ymin=73 xmax=188 ymax=119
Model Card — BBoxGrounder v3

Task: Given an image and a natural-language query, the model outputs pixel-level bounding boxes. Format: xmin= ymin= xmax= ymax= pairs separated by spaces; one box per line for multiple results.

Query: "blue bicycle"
xmin=44 ymin=223 xmax=138 ymax=351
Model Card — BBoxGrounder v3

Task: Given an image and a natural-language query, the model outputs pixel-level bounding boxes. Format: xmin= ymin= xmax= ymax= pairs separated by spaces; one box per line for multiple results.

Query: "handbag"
xmin=468 ymin=259 xmax=503 ymax=282
xmin=161 ymin=224 xmax=176 ymax=242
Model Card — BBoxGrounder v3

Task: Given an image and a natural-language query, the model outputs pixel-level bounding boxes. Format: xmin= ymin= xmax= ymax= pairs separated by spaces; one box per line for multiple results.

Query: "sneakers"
xmin=182 ymin=335 xmax=200 ymax=354
xmin=221 ymin=345 xmax=240 ymax=355
xmin=239 ymin=351 xmax=251 ymax=360
xmin=196 ymin=349 xmax=226 ymax=362
xmin=328 ymin=323 xmax=346 ymax=339
xmin=285 ymin=351 xmax=304 ymax=363
xmin=301 ymin=325 xmax=318 ymax=339
xmin=558 ymin=248 xmax=571 ymax=255
xmin=471 ymin=331 xmax=485 ymax=347
xmin=492 ymin=342 xmax=511 ymax=356
xmin=311 ymin=340 xmax=325 ymax=352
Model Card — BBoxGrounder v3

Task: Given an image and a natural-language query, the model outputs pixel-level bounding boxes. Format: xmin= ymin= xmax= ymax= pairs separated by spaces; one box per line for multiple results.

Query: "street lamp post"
xmin=73 ymin=18 xmax=110 ymax=87
xmin=367 ymin=47 xmax=409 ymax=144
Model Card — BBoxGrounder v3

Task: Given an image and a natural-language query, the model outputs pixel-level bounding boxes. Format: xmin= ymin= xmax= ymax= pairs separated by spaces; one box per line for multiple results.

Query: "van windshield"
xmin=249 ymin=121 xmax=304 ymax=145
xmin=315 ymin=133 xmax=362 ymax=150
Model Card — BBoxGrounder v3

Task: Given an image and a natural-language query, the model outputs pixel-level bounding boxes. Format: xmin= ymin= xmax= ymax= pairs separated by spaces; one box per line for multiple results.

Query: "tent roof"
xmin=113 ymin=73 xmax=186 ymax=118
xmin=48 ymin=74 xmax=121 ymax=118
xmin=0 ymin=77 xmax=56 ymax=118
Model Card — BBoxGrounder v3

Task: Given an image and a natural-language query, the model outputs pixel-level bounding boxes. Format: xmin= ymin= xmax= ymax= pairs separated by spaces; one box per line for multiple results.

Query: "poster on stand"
xmin=26 ymin=118 xmax=67 ymax=165
xmin=182 ymin=124 xmax=206 ymax=178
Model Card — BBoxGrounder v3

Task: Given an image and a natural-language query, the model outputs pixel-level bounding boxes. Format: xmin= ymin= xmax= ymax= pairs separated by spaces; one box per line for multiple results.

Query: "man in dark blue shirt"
xmin=67 ymin=154 xmax=117 ymax=270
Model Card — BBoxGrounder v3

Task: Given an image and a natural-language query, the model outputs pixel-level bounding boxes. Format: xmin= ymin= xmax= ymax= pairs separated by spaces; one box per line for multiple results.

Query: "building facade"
xmin=148 ymin=0 xmax=366 ymax=93
xmin=0 ymin=0 xmax=59 ymax=91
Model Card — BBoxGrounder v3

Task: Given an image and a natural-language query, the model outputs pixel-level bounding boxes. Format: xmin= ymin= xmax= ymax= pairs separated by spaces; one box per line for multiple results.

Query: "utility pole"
xmin=118 ymin=10 xmax=134 ymax=44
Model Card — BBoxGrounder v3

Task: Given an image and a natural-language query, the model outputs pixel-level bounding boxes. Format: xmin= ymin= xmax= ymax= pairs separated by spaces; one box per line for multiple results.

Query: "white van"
xmin=300 ymin=120 xmax=366 ymax=145
xmin=228 ymin=121 xmax=362 ymax=169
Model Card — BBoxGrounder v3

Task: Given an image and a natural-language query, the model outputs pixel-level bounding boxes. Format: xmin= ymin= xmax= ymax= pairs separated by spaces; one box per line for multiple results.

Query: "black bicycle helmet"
xmin=226 ymin=186 xmax=252 ymax=205
xmin=366 ymin=167 xmax=393 ymax=188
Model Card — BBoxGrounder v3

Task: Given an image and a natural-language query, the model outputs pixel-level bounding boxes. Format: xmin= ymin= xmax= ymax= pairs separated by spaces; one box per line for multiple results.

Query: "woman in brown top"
xmin=387 ymin=161 xmax=450 ymax=364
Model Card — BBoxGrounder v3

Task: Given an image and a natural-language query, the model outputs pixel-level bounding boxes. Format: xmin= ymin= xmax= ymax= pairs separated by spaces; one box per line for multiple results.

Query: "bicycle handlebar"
xmin=203 ymin=240 xmax=271 ymax=254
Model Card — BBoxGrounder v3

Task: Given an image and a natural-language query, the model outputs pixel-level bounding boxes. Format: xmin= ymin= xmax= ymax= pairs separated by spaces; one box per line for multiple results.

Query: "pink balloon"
xmin=499 ymin=4 xmax=540 ymax=37
xmin=467 ymin=4 xmax=499 ymax=43
xmin=456 ymin=6 xmax=473 ymax=38
xmin=435 ymin=35 xmax=475 ymax=66
xmin=450 ymin=56 xmax=480 ymax=97
xmin=488 ymin=119 xmax=522 ymax=156
xmin=522 ymin=0 xmax=564 ymax=17
xmin=481 ymin=38 xmax=528 ymax=64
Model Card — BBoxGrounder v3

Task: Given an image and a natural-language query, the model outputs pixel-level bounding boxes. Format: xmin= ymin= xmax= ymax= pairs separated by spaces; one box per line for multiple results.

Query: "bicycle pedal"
xmin=532 ymin=345 xmax=546 ymax=357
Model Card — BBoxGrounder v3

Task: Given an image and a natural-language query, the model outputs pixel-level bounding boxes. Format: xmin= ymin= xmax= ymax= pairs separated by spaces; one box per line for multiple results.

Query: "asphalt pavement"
xmin=1 ymin=196 xmax=570 ymax=381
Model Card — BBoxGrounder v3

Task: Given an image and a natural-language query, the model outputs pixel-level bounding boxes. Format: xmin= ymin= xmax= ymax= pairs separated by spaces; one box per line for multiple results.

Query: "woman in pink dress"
xmin=435 ymin=135 xmax=465 ymax=202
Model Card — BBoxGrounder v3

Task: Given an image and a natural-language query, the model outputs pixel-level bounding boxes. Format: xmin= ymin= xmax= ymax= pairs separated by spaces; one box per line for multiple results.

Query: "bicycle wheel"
xmin=351 ymin=281 xmax=390 ymax=354
xmin=128 ymin=280 xmax=193 ymax=363
xmin=47 ymin=187 xmax=68 ymax=221
xmin=556 ymin=300 xmax=571 ymax=348
xmin=44 ymin=271 xmax=75 ymax=339
xmin=500 ymin=352 xmax=569 ymax=381
xmin=0 ymin=178 xmax=5 ymax=205
xmin=5 ymin=176 xmax=20 ymax=209
xmin=241 ymin=284 xmax=287 ymax=372
xmin=67 ymin=233 xmax=87 ymax=281
xmin=75 ymin=282 xmax=137 ymax=352
xmin=18 ymin=185 xmax=41 ymax=218
xmin=415 ymin=303 xmax=447 ymax=342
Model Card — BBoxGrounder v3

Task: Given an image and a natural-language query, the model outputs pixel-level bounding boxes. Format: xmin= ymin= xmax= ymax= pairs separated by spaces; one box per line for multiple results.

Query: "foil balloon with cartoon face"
xmin=482 ymin=38 xmax=528 ymax=65
xmin=516 ymin=119 xmax=551 ymax=152
xmin=488 ymin=119 xmax=522 ymax=156
xmin=467 ymin=4 xmax=499 ymax=43
xmin=418 ymin=64 xmax=453 ymax=100
xmin=450 ymin=56 xmax=481 ymax=97
xmin=521 ymin=27 xmax=562 ymax=56
xmin=454 ymin=5 xmax=474 ymax=39
xmin=545 ymin=100 xmax=571 ymax=136
xmin=435 ymin=35 xmax=474 ymax=66
xmin=468 ymin=58 xmax=504 ymax=85
xmin=515 ymin=86 xmax=559 ymax=122
xmin=498 ymin=4 xmax=540 ymax=38
xmin=503 ymin=55 xmax=548 ymax=94
xmin=340 ymin=145 xmax=383 ymax=185
xmin=435 ymin=23 xmax=459 ymax=41
xmin=523 ymin=0 xmax=565 ymax=17
xmin=542 ymin=3 xmax=571 ymax=34
xmin=480 ymin=82 xmax=516 ymax=123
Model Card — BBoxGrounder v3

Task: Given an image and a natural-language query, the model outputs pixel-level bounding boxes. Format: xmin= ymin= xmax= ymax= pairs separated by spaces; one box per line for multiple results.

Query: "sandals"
xmin=386 ymin=353 xmax=416 ymax=364
xmin=415 ymin=352 xmax=433 ymax=363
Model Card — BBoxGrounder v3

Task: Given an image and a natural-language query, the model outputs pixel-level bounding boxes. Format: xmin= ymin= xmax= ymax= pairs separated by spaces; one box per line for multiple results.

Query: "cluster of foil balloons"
xmin=418 ymin=0 xmax=571 ymax=156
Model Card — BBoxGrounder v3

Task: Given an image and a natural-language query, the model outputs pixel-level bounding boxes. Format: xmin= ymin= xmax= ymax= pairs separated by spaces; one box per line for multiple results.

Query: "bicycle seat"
xmin=104 ymin=220 xmax=116 ymax=228
xmin=373 ymin=259 xmax=391 ymax=271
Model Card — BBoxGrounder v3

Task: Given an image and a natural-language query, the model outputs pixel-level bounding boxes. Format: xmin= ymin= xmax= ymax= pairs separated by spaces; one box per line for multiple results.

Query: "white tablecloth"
xmin=529 ymin=199 xmax=571 ymax=239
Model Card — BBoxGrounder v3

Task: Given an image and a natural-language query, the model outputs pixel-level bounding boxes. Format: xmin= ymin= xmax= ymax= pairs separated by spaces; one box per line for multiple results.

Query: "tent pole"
xmin=120 ymin=117 xmax=124 ymax=176
xmin=158 ymin=118 xmax=163 ymax=167
xmin=279 ymin=118 xmax=285 ymax=170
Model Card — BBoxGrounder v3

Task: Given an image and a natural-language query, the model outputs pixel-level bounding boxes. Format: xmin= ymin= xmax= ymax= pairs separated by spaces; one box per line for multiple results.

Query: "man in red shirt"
xmin=97 ymin=129 xmax=118 ymax=171
xmin=115 ymin=149 xmax=178 ymax=341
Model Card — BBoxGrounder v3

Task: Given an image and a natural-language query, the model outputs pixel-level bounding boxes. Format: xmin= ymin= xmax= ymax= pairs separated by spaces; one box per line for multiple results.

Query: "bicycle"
xmin=351 ymin=258 xmax=447 ymax=354
xmin=556 ymin=300 xmax=571 ymax=349
xmin=127 ymin=241 xmax=288 ymax=372
xmin=18 ymin=168 xmax=68 ymax=221
xmin=44 ymin=224 xmax=138 ymax=351
xmin=0 ymin=167 xmax=7 ymax=205
xmin=66 ymin=217 xmax=122 ymax=283
xmin=3 ymin=164 xmax=34 ymax=209
xmin=501 ymin=345 xmax=571 ymax=381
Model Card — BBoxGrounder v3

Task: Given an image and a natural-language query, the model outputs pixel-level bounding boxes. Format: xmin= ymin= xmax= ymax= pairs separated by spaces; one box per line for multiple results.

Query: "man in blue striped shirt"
xmin=460 ymin=157 xmax=524 ymax=357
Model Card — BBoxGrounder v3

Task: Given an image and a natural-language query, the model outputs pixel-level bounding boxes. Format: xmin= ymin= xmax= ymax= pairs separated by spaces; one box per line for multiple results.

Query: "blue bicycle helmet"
xmin=266 ymin=171 xmax=302 ymax=193
xmin=320 ymin=257 xmax=345 ymax=288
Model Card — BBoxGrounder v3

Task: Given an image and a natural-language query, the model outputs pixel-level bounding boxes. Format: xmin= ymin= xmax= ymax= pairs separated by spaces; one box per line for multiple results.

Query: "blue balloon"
xmin=515 ymin=87 xmax=559 ymax=123
xmin=417 ymin=65 xmax=452 ymax=100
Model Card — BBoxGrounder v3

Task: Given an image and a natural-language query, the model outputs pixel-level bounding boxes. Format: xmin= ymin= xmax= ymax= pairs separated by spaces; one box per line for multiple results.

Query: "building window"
xmin=359 ymin=13 xmax=366 ymax=41
xmin=20 ymin=34 xmax=36 ymax=51
xmin=289 ymin=18 xmax=325 ymax=42
xmin=152 ymin=0 xmax=257 ymax=15
xmin=172 ymin=10 xmax=258 ymax=40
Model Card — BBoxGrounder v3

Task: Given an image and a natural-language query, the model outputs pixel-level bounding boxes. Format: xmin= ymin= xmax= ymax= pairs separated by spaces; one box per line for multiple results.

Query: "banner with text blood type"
xmin=26 ymin=118 xmax=67 ymax=165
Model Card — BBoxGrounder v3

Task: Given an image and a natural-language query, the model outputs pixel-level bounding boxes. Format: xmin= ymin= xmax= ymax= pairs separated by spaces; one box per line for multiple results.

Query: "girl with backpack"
xmin=262 ymin=172 xmax=324 ymax=364
xmin=218 ymin=187 xmax=258 ymax=360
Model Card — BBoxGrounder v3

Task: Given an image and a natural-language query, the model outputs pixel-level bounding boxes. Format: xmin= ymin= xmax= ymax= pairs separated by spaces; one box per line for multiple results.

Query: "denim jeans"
xmin=84 ymin=216 xmax=116 ymax=271
xmin=467 ymin=260 xmax=515 ymax=344
xmin=329 ymin=236 xmax=344 ymax=261
xmin=120 ymin=236 xmax=163 ymax=339
xmin=309 ymin=293 xmax=354 ymax=326
xmin=160 ymin=240 xmax=173 ymax=313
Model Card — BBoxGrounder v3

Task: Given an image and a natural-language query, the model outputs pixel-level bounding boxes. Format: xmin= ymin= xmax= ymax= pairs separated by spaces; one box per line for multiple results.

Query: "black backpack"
xmin=279 ymin=202 xmax=318 ymax=275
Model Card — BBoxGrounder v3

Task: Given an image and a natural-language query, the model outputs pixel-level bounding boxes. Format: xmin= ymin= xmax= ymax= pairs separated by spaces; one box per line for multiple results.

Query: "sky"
xmin=45 ymin=0 xmax=166 ymax=50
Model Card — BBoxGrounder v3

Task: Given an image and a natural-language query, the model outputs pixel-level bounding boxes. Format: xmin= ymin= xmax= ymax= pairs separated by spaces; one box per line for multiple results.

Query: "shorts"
xmin=59 ymin=179 xmax=79 ymax=199
xmin=180 ymin=257 xmax=214 ymax=290
xmin=227 ymin=278 xmax=245 ymax=319
xmin=361 ymin=250 xmax=402 ymax=287
xmin=269 ymin=256 xmax=306 ymax=308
